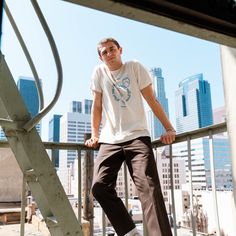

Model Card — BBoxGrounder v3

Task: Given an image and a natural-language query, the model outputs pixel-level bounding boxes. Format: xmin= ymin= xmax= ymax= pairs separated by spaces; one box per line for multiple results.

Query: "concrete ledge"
xmin=32 ymin=215 xmax=50 ymax=236
xmin=32 ymin=215 xmax=90 ymax=235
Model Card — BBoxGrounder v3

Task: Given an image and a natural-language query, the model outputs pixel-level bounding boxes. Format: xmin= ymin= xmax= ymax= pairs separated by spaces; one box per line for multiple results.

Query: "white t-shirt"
xmin=90 ymin=60 xmax=152 ymax=144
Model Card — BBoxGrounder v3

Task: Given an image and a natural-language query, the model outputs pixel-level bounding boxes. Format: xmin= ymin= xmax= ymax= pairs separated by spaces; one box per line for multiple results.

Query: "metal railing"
xmin=0 ymin=121 xmax=233 ymax=236
xmin=3 ymin=1 xmax=63 ymax=132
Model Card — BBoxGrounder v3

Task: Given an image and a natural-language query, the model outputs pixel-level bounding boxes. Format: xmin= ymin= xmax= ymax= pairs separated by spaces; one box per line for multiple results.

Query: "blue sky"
xmin=2 ymin=0 xmax=225 ymax=140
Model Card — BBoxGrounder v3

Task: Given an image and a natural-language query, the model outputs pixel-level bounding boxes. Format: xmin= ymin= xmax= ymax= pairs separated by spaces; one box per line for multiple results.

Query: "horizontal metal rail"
xmin=0 ymin=122 xmax=227 ymax=150
xmin=0 ymin=121 xmax=229 ymax=236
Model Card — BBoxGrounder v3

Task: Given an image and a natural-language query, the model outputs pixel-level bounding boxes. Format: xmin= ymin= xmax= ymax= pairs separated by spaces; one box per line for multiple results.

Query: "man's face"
xmin=98 ymin=41 xmax=122 ymax=69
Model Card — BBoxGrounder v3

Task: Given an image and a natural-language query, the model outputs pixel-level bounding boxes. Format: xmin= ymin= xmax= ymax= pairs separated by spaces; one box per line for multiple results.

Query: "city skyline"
xmin=1 ymin=0 xmax=225 ymax=140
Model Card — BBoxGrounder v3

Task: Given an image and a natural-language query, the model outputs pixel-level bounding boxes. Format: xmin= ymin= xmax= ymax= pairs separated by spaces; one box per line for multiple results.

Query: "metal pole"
xmin=124 ymin=162 xmax=128 ymax=209
xmin=143 ymin=215 xmax=148 ymax=236
xmin=208 ymin=131 xmax=221 ymax=236
xmin=169 ymin=144 xmax=177 ymax=236
xmin=77 ymin=148 xmax=82 ymax=224
xmin=83 ymin=133 xmax=94 ymax=236
xmin=102 ymin=211 xmax=106 ymax=236
xmin=187 ymin=137 xmax=196 ymax=236
xmin=20 ymin=175 xmax=26 ymax=236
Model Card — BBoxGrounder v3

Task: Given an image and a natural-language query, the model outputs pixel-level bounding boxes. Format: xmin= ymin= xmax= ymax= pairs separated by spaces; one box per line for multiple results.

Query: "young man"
xmin=85 ymin=38 xmax=176 ymax=236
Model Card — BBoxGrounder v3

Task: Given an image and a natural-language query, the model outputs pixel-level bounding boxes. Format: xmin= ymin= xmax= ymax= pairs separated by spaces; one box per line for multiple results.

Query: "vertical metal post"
xmin=187 ymin=137 xmax=196 ymax=236
xmin=83 ymin=133 xmax=94 ymax=236
xmin=169 ymin=144 xmax=177 ymax=236
xmin=20 ymin=175 xmax=26 ymax=236
xmin=220 ymin=45 xmax=236 ymax=233
xmin=209 ymin=131 xmax=221 ymax=236
xmin=143 ymin=215 xmax=148 ymax=236
xmin=124 ymin=162 xmax=129 ymax=209
xmin=102 ymin=211 xmax=106 ymax=236
xmin=77 ymin=147 xmax=82 ymax=224
xmin=154 ymin=147 xmax=157 ymax=163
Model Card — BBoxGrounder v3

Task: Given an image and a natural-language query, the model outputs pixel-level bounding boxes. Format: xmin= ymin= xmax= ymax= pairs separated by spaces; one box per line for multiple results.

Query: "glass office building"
xmin=17 ymin=76 xmax=41 ymax=135
xmin=0 ymin=76 xmax=41 ymax=139
xmin=70 ymin=101 xmax=82 ymax=113
xmin=172 ymin=136 xmax=232 ymax=190
xmin=48 ymin=114 xmax=62 ymax=168
xmin=83 ymin=99 xmax=93 ymax=114
xmin=175 ymin=73 xmax=213 ymax=133
xmin=203 ymin=136 xmax=232 ymax=190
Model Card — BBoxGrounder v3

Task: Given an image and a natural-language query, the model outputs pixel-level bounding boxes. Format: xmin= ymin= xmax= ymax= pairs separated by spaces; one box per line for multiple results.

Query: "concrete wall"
xmin=0 ymin=148 xmax=22 ymax=202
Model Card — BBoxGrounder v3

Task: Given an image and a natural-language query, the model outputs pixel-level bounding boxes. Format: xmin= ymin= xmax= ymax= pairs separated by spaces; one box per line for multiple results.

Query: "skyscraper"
xmin=17 ymin=76 xmax=42 ymax=135
xmin=48 ymin=114 xmax=62 ymax=168
xmin=172 ymin=136 xmax=232 ymax=190
xmin=0 ymin=76 xmax=42 ymax=139
xmin=61 ymin=99 xmax=93 ymax=166
xmin=70 ymin=101 xmax=82 ymax=113
xmin=149 ymin=68 xmax=169 ymax=140
xmin=83 ymin=99 xmax=93 ymax=114
xmin=58 ymin=100 xmax=92 ymax=193
xmin=175 ymin=73 xmax=213 ymax=133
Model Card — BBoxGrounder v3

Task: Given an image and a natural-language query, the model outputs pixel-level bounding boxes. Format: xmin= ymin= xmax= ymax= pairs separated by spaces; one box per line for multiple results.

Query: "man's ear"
xmin=119 ymin=47 xmax=123 ymax=54
xmin=99 ymin=56 xmax=103 ymax=62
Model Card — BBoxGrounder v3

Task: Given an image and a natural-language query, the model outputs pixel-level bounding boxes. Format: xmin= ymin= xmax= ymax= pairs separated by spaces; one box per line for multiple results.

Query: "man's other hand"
xmin=160 ymin=130 xmax=176 ymax=144
xmin=85 ymin=137 xmax=99 ymax=148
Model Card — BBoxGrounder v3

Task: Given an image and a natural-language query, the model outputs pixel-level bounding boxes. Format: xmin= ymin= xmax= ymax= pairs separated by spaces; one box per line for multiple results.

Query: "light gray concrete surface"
xmin=0 ymin=223 xmax=46 ymax=236
xmin=0 ymin=148 xmax=22 ymax=202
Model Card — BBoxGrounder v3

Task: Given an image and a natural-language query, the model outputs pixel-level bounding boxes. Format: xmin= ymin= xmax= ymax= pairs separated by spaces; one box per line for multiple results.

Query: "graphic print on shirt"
xmin=112 ymin=76 xmax=131 ymax=107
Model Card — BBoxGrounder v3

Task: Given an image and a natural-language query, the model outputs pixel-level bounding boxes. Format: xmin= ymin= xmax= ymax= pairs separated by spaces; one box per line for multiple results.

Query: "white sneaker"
xmin=124 ymin=228 xmax=141 ymax=236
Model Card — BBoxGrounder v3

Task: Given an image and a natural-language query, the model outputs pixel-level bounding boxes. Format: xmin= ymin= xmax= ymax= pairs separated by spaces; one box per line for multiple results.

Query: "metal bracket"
xmin=25 ymin=169 xmax=38 ymax=182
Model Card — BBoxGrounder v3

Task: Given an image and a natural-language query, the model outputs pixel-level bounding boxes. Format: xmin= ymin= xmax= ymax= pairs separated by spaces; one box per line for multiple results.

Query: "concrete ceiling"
xmin=64 ymin=0 xmax=236 ymax=48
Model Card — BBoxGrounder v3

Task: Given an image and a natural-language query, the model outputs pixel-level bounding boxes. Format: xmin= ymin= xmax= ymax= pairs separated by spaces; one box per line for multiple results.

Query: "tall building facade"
xmin=17 ymin=76 xmax=41 ymax=135
xmin=204 ymin=136 xmax=232 ymax=190
xmin=83 ymin=99 xmax=93 ymax=114
xmin=148 ymin=68 xmax=169 ymax=140
xmin=58 ymin=99 xmax=92 ymax=194
xmin=115 ymin=164 xmax=137 ymax=198
xmin=156 ymin=149 xmax=186 ymax=203
xmin=172 ymin=136 xmax=232 ymax=190
xmin=0 ymin=76 xmax=42 ymax=139
xmin=70 ymin=101 xmax=82 ymax=113
xmin=60 ymin=100 xmax=92 ymax=166
xmin=48 ymin=114 xmax=62 ymax=168
xmin=175 ymin=73 xmax=213 ymax=133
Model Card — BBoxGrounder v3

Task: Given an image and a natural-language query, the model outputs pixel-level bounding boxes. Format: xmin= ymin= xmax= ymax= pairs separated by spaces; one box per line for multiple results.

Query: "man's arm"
xmin=141 ymin=84 xmax=176 ymax=144
xmin=85 ymin=91 xmax=102 ymax=148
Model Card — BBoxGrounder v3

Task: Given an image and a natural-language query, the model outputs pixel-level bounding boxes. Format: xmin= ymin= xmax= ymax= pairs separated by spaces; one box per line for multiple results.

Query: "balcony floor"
xmin=0 ymin=223 xmax=44 ymax=236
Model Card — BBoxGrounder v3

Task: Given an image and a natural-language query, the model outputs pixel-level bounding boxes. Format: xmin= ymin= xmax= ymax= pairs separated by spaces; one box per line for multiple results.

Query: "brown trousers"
xmin=91 ymin=136 xmax=172 ymax=236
